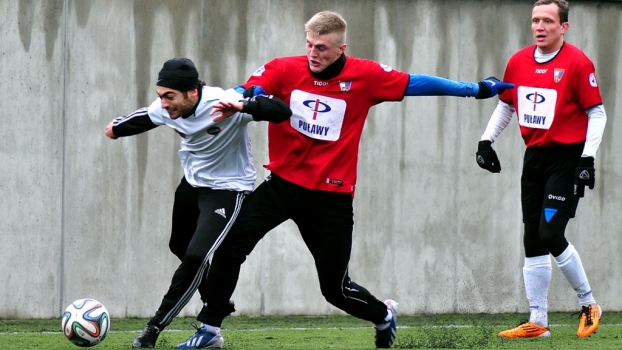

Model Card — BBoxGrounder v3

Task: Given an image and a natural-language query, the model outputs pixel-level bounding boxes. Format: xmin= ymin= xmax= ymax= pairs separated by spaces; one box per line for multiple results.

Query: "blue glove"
xmin=475 ymin=77 xmax=514 ymax=99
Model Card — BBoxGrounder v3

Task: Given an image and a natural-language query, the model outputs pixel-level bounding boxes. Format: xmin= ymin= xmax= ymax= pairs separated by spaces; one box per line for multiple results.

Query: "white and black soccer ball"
xmin=61 ymin=298 xmax=110 ymax=347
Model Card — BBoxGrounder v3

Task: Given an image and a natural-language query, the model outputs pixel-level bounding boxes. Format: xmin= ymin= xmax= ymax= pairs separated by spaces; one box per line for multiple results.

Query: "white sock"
xmin=554 ymin=243 xmax=597 ymax=307
xmin=523 ymin=255 xmax=551 ymax=327
xmin=201 ymin=323 xmax=221 ymax=335
xmin=374 ymin=310 xmax=392 ymax=330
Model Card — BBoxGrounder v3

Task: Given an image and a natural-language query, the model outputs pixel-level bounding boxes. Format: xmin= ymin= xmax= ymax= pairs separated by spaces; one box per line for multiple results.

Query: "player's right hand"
xmin=574 ymin=157 xmax=595 ymax=197
xmin=476 ymin=140 xmax=501 ymax=173
xmin=211 ymin=101 xmax=243 ymax=122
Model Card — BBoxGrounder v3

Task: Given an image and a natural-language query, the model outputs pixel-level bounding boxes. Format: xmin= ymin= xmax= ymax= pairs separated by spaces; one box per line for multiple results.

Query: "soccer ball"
xmin=61 ymin=298 xmax=110 ymax=347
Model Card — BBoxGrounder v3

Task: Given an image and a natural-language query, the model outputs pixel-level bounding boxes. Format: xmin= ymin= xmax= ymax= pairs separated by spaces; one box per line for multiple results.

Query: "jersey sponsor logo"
xmin=290 ymin=90 xmax=346 ymax=141
xmin=517 ymin=86 xmax=557 ymax=130
xmin=339 ymin=81 xmax=351 ymax=92
xmin=379 ymin=63 xmax=393 ymax=72
xmin=526 ymin=92 xmax=546 ymax=109
xmin=252 ymin=65 xmax=265 ymax=77
xmin=314 ymin=81 xmax=328 ymax=86
xmin=535 ymin=69 xmax=548 ymax=74
xmin=548 ymin=194 xmax=566 ymax=201
xmin=553 ymin=68 xmax=565 ymax=83
xmin=302 ymin=99 xmax=332 ymax=119
xmin=589 ymin=72 xmax=598 ymax=87
xmin=206 ymin=127 xmax=222 ymax=135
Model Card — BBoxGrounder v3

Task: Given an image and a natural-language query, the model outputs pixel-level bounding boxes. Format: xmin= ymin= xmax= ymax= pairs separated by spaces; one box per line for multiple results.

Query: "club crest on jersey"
xmin=252 ymin=65 xmax=265 ymax=77
xmin=206 ymin=127 xmax=222 ymax=135
xmin=379 ymin=63 xmax=393 ymax=72
xmin=339 ymin=81 xmax=351 ymax=92
xmin=553 ymin=68 xmax=565 ymax=83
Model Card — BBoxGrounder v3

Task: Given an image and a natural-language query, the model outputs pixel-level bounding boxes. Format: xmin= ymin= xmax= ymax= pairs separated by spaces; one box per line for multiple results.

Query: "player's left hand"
xmin=475 ymin=77 xmax=514 ymax=99
xmin=211 ymin=101 xmax=244 ymax=122
xmin=574 ymin=157 xmax=595 ymax=197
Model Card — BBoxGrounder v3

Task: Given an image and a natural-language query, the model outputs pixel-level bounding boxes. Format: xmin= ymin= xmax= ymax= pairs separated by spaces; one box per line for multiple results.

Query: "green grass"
xmin=1 ymin=312 xmax=620 ymax=349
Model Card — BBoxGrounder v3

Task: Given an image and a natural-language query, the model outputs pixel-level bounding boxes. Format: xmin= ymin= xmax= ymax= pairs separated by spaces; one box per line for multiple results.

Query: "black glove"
xmin=475 ymin=77 xmax=514 ymax=99
xmin=476 ymin=140 xmax=501 ymax=173
xmin=574 ymin=157 xmax=595 ymax=197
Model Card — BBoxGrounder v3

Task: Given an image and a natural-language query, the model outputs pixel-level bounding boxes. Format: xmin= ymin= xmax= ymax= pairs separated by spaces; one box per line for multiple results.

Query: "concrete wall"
xmin=0 ymin=0 xmax=620 ymax=319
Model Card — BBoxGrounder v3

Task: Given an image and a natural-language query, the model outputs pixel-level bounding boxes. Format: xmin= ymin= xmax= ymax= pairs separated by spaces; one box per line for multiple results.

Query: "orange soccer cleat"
xmin=498 ymin=321 xmax=551 ymax=338
xmin=577 ymin=304 xmax=602 ymax=338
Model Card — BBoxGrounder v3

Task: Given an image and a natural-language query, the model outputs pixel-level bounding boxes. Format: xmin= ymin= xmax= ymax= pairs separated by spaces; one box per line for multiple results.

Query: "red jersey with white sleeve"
xmin=498 ymin=43 xmax=602 ymax=147
xmin=244 ymin=55 xmax=409 ymax=194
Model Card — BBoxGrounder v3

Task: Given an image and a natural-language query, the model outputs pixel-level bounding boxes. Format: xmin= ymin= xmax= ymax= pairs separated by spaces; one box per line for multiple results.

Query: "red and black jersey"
xmin=499 ymin=43 xmax=602 ymax=147
xmin=244 ymin=55 xmax=409 ymax=194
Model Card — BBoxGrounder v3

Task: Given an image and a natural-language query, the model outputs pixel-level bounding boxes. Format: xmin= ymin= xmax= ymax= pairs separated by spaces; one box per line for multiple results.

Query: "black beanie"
xmin=156 ymin=58 xmax=199 ymax=91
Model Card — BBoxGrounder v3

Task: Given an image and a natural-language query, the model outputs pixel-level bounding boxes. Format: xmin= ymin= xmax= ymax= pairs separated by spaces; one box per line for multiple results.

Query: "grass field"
xmin=1 ymin=311 xmax=620 ymax=349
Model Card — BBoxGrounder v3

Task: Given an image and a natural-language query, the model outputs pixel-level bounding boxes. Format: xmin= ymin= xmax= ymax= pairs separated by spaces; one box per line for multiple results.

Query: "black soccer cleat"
xmin=133 ymin=324 xmax=161 ymax=348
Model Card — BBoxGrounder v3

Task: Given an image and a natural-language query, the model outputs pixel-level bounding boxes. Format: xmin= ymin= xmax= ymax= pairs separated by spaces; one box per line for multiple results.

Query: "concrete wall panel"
xmin=0 ymin=0 xmax=64 ymax=318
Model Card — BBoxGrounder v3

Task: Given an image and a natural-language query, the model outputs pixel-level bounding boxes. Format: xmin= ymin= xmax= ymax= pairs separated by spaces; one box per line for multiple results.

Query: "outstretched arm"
xmin=405 ymin=74 xmax=513 ymax=99
xmin=105 ymin=107 xmax=158 ymax=139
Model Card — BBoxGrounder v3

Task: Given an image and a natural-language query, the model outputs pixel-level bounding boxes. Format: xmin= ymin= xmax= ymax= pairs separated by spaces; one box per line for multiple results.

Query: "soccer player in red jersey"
xmin=475 ymin=0 xmax=607 ymax=339
xmin=174 ymin=11 xmax=512 ymax=349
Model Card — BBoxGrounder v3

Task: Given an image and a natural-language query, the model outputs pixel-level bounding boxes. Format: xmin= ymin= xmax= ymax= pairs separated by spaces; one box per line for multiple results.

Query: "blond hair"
xmin=304 ymin=11 xmax=347 ymax=45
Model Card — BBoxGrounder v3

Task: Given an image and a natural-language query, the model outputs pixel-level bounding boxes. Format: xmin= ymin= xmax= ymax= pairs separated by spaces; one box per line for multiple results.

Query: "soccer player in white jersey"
xmin=475 ymin=0 xmax=607 ymax=339
xmin=104 ymin=58 xmax=291 ymax=348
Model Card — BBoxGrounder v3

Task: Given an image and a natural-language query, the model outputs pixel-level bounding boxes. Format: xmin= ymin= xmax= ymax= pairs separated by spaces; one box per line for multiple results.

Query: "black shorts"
xmin=521 ymin=143 xmax=584 ymax=222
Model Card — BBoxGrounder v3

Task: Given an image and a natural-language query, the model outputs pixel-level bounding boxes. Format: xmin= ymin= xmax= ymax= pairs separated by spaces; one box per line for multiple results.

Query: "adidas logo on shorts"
xmin=214 ymin=208 xmax=226 ymax=218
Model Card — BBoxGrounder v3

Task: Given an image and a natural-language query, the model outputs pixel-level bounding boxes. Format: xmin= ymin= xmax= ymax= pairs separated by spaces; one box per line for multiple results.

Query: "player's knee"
xmin=523 ymin=220 xmax=548 ymax=257
xmin=539 ymin=208 xmax=570 ymax=256
xmin=211 ymin=246 xmax=248 ymax=267
xmin=321 ymin=289 xmax=343 ymax=305
xmin=317 ymin=278 xmax=344 ymax=304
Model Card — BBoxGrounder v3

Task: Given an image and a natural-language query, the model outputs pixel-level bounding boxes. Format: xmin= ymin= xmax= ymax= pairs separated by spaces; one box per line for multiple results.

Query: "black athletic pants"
xmin=148 ymin=177 xmax=246 ymax=328
xmin=197 ymin=174 xmax=388 ymax=327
